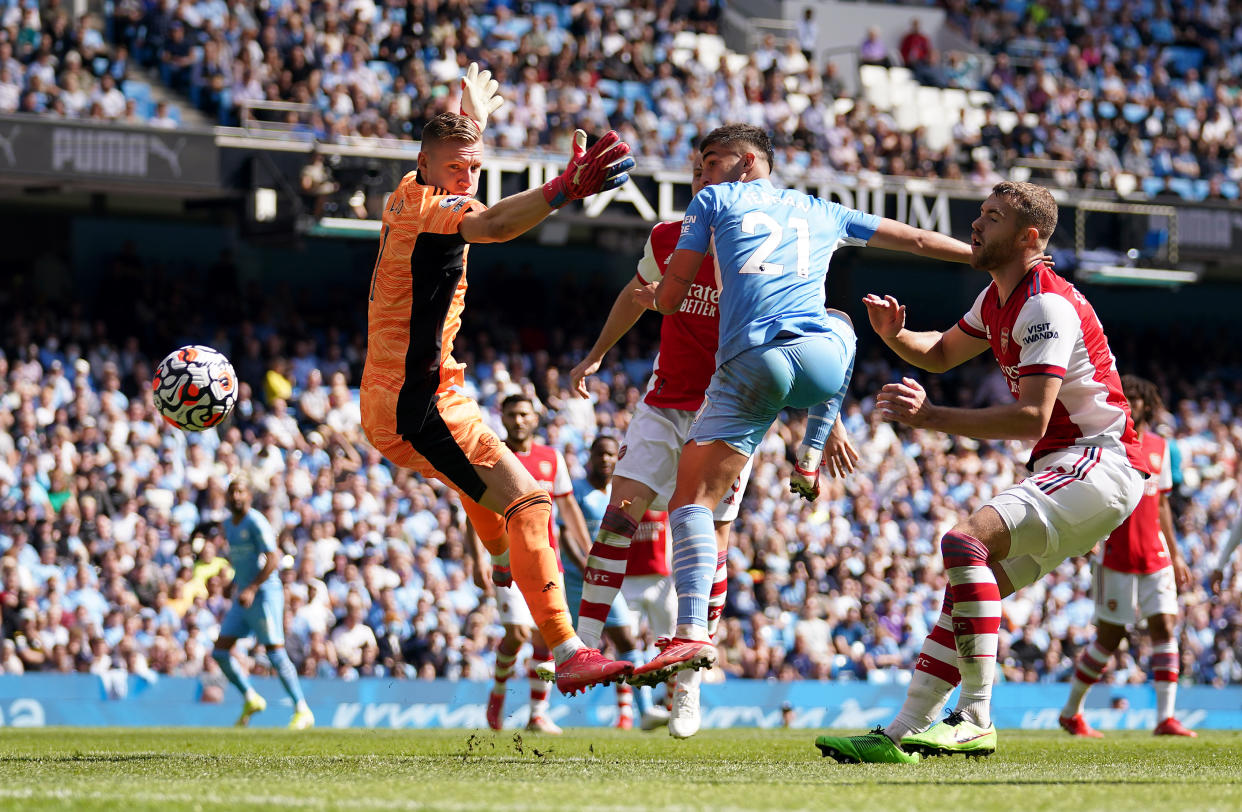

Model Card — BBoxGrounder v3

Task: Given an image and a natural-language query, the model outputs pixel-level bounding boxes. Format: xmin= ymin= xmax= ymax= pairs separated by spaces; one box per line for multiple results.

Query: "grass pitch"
xmin=0 ymin=727 xmax=1239 ymax=811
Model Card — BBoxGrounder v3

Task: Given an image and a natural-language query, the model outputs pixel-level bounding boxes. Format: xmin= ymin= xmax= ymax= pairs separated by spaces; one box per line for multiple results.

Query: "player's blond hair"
xmin=422 ymin=113 xmax=482 ymax=147
xmin=992 ymin=181 xmax=1058 ymax=243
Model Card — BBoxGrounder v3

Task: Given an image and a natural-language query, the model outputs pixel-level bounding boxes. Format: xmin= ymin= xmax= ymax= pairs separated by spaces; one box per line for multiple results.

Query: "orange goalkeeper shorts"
xmin=361 ymin=383 xmax=505 ymax=540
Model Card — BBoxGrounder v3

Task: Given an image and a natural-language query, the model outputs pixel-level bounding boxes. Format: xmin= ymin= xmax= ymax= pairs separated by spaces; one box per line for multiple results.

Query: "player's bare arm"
xmin=877 ymin=372 xmax=1060 ymax=442
xmin=867 ymin=218 xmax=974 ymax=264
xmin=463 ymin=522 xmax=495 ymax=596
xmin=571 ymin=273 xmax=649 ymax=398
xmin=240 ymin=552 xmax=278 ymax=608
xmin=460 ymin=130 xmax=634 ymax=244
xmin=555 ymin=493 xmax=591 ymax=573
xmin=637 ymin=249 xmax=702 ymax=314
xmin=1159 ymin=492 xmax=1190 ymax=590
xmin=863 ymin=293 xmax=988 ymax=372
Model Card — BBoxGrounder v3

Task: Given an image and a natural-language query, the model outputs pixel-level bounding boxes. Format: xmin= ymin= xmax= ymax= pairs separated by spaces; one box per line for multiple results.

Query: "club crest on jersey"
xmin=539 ymin=460 xmax=553 ymax=478
xmin=1149 ymin=452 xmax=1161 ymax=469
xmin=1000 ymin=327 xmax=1010 ymax=352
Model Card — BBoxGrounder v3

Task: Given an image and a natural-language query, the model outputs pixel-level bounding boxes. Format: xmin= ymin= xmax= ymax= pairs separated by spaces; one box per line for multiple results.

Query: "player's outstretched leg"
xmin=667 ymin=549 xmax=727 ymax=738
xmin=578 ymin=506 xmax=639 ymax=649
xmin=815 ymin=729 xmax=921 ymax=765
xmin=630 ymin=505 xmax=718 ymax=687
xmin=268 ymin=646 xmax=314 ymax=729
xmin=212 ymin=646 xmax=266 ymax=727
xmin=487 ymin=638 xmax=520 ymax=730
xmin=1059 ymin=638 xmax=1112 ymax=738
xmin=503 ymin=492 xmax=633 ymax=695
xmin=911 ymin=530 xmax=1001 ymax=757
xmin=1151 ymin=637 xmax=1196 ymax=736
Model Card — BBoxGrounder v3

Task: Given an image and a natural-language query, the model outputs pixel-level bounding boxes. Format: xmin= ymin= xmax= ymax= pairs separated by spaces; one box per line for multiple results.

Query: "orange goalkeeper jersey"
xmin=362 ymin=171 xmax=486 ymax=396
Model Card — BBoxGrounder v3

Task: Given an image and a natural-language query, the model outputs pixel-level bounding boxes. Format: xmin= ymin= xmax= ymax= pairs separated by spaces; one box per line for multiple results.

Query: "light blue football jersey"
xmin=570 ymin=478 xmax=610 ymax=574
xmin=677 ymin=178 xmax=879 ymax=366
xmin=223 ymin=509 xmax=280 ymax=590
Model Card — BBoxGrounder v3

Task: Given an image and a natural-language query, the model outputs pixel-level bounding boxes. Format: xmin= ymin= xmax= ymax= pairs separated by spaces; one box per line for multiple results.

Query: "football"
xmin=152 ymin=345 xmax=237 ymax=431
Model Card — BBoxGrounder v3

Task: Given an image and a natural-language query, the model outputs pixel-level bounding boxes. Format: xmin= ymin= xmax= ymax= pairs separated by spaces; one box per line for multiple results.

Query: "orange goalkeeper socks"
xmin=504 ymin=491 xmax=575 ymax=649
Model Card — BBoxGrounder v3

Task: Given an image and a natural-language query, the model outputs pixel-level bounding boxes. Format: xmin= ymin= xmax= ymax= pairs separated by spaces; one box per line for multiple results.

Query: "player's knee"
xmin=1148 ymin=614 xmax=1176 ymax=642
xmin=940 ymin=529 xmax=991 ymax=568
xmin=506 ymin=625 xmax=532 ymax=646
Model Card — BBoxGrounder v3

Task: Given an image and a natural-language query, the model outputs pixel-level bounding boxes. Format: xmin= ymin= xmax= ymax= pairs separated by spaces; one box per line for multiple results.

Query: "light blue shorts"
xmin=689 ymin=324 xmax=856 ymax=457
xmin=563 ymin=562 xmax=634 ymax=631
xmin=219 ymin=587 xmax=285 ymax=646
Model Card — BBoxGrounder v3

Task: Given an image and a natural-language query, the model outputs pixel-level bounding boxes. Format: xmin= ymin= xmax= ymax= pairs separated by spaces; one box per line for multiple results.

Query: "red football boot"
xmin=1154 ymin=717 xmax=1197 ymax=737
xmin=486 ymin=691 xmax=505 ymax=731
xmin=628 ymin=638 xmax=717 ymax=688
xmin=1058 ymin=713 xmax=1103 ymax=738
xmin=555 ymin=648 xmax=633 ymax=696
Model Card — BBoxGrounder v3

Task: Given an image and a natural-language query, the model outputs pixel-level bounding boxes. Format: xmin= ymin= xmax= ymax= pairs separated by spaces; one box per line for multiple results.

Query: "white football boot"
xmin=668 ymin=668 xmax=702 ymax=739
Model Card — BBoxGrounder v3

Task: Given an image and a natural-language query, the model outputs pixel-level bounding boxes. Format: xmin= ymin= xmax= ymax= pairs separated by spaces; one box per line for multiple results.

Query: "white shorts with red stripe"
xmin=1093 ymin=562 xmax=1178 ymax=626
xmin=614 ymin=401 xmax=754 ymax=521
xmin=990 ymin=446 xmax=1144 ymax=592
xmin=496 ymin=583 xmax=535 ymax=628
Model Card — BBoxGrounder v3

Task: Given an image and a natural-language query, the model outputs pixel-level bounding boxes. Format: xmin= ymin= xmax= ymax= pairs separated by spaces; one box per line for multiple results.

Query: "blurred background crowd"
xmin=1 ymin=244 xmax=1241 ymax=697
xmin=4 ymin=0 xmax=1242 ymax=199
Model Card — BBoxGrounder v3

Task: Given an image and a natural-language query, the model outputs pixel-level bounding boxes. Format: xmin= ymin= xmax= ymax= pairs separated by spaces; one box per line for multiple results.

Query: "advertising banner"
xmin=0 ymin=674 xmax=1234 ymax=731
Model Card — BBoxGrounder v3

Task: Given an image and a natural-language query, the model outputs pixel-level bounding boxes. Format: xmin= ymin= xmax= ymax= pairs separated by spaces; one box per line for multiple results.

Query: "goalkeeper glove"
xmin=459 ymin=62 xmax=505 ymax=131
xmin=542 ymin=130 xmax=635 ymax=209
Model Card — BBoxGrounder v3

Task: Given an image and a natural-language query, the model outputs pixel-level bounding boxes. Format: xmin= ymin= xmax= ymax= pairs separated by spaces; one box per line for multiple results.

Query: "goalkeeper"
xmin=359 ymin=64 xmax=638 ymax=695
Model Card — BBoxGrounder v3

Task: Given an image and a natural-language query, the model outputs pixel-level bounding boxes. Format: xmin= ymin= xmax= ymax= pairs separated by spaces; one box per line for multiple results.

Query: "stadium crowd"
xmin=1 ymin=247 xmax=1242 ymax=698
xmin=4 ymin=0 xmax=1242 ymax=199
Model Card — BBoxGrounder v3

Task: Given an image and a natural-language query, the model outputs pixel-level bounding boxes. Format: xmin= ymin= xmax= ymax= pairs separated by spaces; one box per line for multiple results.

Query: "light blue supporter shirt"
xmin=569 ymin=478 xmax=610 ymax=576
xmin=223 ymin=509 xmax=281 ymax=591
xmin=676 ymin=178 xmax=879 ymax=366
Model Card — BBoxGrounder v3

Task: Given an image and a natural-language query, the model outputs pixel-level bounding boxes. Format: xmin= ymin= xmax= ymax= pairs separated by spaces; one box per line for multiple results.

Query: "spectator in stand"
xmin=859 ymin=27 xmax=892 ymax=68
xmin=899 ymin=19 xmax=933 ymax=79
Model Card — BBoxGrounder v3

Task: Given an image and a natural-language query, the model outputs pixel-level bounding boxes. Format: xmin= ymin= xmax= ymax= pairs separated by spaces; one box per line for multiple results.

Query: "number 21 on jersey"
xmin=738 ymin=212 xmax=809 ymax=278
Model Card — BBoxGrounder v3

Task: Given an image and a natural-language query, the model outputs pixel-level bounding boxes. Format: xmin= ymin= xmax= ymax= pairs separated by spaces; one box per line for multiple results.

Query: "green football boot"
xmin=815 ymin=729 xmax=921 ymax=764
xmin=900 ymin=711 xmax=997 ymax=758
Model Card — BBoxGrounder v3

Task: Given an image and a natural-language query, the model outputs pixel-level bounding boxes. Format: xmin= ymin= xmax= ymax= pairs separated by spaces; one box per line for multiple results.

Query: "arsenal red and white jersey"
xmin=957 ymin=263 xmax=1147 ymax=472
xmin=511 ymin=443 xmax=572 ymax=556
xmin=1103 ymin=431 xmax=1174 ymax=574
xmin=635 ymin=220 xmax=720 ymax=411
xmin=626 ymin=510 xmax=671 ymax=577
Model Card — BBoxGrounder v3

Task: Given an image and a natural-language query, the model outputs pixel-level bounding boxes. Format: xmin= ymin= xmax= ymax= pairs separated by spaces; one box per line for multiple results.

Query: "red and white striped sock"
xmin=578 ymin=506 xmax=637 ymax=648
xmin=1062 ymin=639 xmax=1114 ymax=716
xmin=493 ymin=642 xmax=519 ymax=697
xmin=706 ymin=551 xmax=728 ymax=639
xmin=1151 ymin=639 xmax=1179 ymax=720
xmin=942 ymin=531 xmax=1001 ymax=728
xmin=616 ymin=682 xmax=634 ymax=725
xmin=528 ymin=642 xmax=552 ymax=718
xmin=885 ymin=591 xmax=959 ymax=742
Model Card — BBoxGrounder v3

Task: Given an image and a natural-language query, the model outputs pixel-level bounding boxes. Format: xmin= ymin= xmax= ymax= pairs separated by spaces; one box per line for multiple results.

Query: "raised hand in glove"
xmin=542 ymin=129 xmax=635 ymax=209
xmin=459 ymin=62 xmax=505 ymax=131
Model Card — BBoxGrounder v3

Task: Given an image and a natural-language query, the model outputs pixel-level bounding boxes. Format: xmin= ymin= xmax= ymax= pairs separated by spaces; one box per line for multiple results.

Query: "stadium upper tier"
xmin=1 ymin=0 xmax=1240 ymax=201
